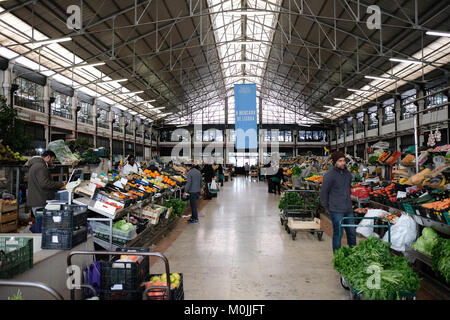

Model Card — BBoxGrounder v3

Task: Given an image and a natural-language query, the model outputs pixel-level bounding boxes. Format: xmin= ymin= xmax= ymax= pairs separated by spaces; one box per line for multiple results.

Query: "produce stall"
xmin=71 ymin=167 xmax=187 ymax=251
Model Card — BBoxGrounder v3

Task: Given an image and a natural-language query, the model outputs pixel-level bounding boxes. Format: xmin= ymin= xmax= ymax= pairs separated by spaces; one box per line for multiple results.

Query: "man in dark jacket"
xmin=26 ymin=150 xmax=65 ymax=216
xmin=320 ymin=150 xmax=356 ymax=252
xmin=184 ymin=163 xmax=203 ymax=224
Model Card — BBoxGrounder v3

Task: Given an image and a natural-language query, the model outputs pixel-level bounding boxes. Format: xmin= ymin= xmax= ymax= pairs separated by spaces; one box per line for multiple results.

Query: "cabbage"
xmin=412 ymin=234 xmax=439 ymax=256
xmin=422 ymin=227 xmax=439 ymax=240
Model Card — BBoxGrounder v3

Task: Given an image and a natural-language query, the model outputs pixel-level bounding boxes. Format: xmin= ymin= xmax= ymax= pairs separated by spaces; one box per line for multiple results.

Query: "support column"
xmin=293 ymin=129 xmax=298 ymax=157
xmin=72 ymin=91 xmax=78 ymax=140
xmin=109 ymin=111 xmax=114 ymax=160
xmin=141 ymin=122 xmax=146 ymax=161
xmin=44 ymin=83 xmax=51 ymax=147
xmin=93 ymin=102 xmax=98 ymax=148
xmin=352 ymin=116 xmax=357 ymax=157
xmin=224 ymin=97 xmax=228 ymax=165
xmin=122 ymin=115 xmax=126 ymax=157
xmin=394 ymin=95 xmax=401 ymax=150
xmin=416 ymin=85 xmax=425 ymax=147
xmin=377 ymin=104 xmax=382 ymax=138
xmin=2 ymin=64 xmax=12 ymax=105
xmin=364 ymin=111 xmax=369 ymax=160
xmin=132 ymin=118 xmax=136 ymax=157
xmin=343 ymin=121 xmax=347 ymax=153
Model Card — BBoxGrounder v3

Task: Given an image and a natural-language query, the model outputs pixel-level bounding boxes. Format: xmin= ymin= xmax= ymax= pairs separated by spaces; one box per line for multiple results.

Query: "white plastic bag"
xmin=356 ymin=209 xmax=387 ymax=238
xmin=210 ymin=180 xmax=218 ymax=190
xmin=382 ymin=214 xmax=418 ymax=252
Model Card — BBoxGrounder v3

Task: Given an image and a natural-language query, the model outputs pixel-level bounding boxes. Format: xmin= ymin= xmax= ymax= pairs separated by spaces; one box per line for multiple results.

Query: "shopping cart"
xmin=0 ymin=280 xmax=97 ymax=300
xmin=67 ymin=250 xmax=174 ymax=300
xmin=280 ymin=190 xmax=323 ymax=241
xmin=336 ymin=217 xmax=416 ymax=300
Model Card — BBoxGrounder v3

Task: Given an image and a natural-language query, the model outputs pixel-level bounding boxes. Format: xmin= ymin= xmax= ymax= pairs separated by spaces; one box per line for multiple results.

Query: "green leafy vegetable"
xmin=291 ymin=166 xmax=302 ymax=178
xmin=278 ymin=192 xmax=303 ymax=211
xmin=431 ymin=238 xmax=450 ymax=284
xmin=8 ymin=290 xmax=23 ymax=300
xmin=163 ymin=198 xmax=186 ymax=218
xmin=333 ymin=237 xmax=421 ymax=300
xmin=411 ymin=227 xmax=439 ymax=256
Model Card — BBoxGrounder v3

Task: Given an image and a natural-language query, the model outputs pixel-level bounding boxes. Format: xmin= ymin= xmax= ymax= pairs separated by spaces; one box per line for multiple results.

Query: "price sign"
xmin=397 ymin=191 xmax=407 ymax=199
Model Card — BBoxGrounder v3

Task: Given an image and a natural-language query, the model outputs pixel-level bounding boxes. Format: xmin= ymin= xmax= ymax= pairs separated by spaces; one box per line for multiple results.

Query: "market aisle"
xmin=151 ymin=177 xmax=349 ymax=300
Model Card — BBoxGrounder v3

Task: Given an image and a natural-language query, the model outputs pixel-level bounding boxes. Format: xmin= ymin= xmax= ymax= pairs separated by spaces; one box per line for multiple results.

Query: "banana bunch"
xmin=399 ymin=178 xmax=409 ymax=185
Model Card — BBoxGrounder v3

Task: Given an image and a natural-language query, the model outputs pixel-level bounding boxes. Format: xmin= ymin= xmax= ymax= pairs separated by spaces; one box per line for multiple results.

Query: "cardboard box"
xmin=0 ymin=220 xmax=18 ymax=233
xmin=0 ymin=199 xmax=18 ymax=213
xmin=0 ymin=210 xmax=18 ymax=224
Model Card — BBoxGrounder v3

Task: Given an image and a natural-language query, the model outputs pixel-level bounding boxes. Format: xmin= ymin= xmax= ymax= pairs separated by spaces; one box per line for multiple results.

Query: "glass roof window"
xmin=207 ymin=0 xmax=281 ymax=92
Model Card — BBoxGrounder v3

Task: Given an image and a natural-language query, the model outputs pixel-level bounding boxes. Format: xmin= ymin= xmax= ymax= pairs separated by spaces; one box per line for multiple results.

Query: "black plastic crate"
xmin=42 ymin=205 xmax=87 ymax=230
xmin=41 ymin=226 xmax=87 ymax=250
xmin=100 ymin=247 xmax=149 ymax=293
xmin=0 ymin=237 xmax=33 ymax=278
xmin=144 ymin=273 xmax=184 ymax=300
xmin=99 ymin=288 xmax=143 ymax=301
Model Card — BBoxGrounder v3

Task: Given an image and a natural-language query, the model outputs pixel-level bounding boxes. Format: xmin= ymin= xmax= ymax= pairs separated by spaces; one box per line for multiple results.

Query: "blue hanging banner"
xmin=234 ymin=84 xmax=257 ymax=150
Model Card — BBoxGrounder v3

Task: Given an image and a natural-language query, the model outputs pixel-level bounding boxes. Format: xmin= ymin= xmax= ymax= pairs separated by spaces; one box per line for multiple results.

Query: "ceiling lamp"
xmin=364 ymin=75 xmax=395 ymax=81
xmin=34 ymin=37 xmax=72 ymax=46
xmin=73 ymin=62 xmax=105 ymax=69
xmin=98 ymin=78 xmax=127 ymax=84
xmin=334 ymin=98 xmax=354 ymax=103
xmin=347 ymin=88 xmax=371 ymax=93
xmin=118 ymin=91 xmax=144 ymax=95
xmin=389 ymin=57 xmax=422 ymax=65
xmin=425 ymin=31 xmax=450 ymax=38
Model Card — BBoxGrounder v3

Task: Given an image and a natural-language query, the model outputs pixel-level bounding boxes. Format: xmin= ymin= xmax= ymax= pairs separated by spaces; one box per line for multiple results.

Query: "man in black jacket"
xmin=26 ymin=150 xmax=65 ymax=217
xmin=320 ymin=151 xmax=356 ymax=252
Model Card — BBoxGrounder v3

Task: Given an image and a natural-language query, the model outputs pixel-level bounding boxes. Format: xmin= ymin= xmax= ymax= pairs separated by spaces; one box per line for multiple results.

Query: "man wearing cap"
xmin=320 ymin=150 xmax=356 ymax=252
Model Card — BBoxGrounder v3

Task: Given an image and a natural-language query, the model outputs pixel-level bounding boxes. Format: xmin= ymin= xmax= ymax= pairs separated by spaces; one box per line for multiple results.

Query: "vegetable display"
xmin=291 ymin=166 xmax=302 ymax=178
xmin=163 ymin=198 xmax=186 ymax=218
xmin=278 ymin=192 xmax=303 ymax=211
xmin=333 ymin=237 xmax=421 ymax=300
xmin=431 ymin=238 xmax=450 ymax=284
xmin=411 ymin=227 xmax=439 ymax=256
xmin=113 ymin=220 xmax=135 ymax=232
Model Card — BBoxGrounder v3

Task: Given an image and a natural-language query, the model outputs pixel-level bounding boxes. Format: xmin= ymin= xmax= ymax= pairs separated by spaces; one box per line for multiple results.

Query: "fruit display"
xmin=147 ymin=272 xmax=181 ymax=292
xmin=305 ymin=175 xmax=323 ymax=183
xmin=0 ymin=140 xmax=27 ymax=163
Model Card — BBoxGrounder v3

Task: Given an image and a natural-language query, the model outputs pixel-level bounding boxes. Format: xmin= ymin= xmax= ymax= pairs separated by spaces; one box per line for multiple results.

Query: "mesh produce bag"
xmin=48 ymin=140 xmax=80 ymax=166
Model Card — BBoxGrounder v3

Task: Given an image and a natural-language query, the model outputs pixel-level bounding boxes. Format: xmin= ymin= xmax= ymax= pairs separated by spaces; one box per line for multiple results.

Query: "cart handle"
xmin=338 ymin=216 xmax=391 ymax=249
xmin=67 ymin=250 xmax=171 ymax=300
xmin=0 ymin=280 xmax=64 ymax=300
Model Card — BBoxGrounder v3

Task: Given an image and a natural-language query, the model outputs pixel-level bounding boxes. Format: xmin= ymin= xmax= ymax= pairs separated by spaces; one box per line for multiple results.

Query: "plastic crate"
xmin=42 ymin=205 xmax=87 ymax=230
xmin=99 ymin=247 xmax=149 ymax=299
xmin=444 ymin=211 xmax=450 ymax=225
xmin=0 ymin=237 xmax=33 ymax=278
xmin=144 ymin=273 xmax=184 ymax=300
xmin=41 ymin=226 xmax=87 ymax=250
xmin=402 ymin=202 xmax=416 ymax=215
xmin=90 ymin=221 xmax=137 ymax=244
xmin=99 ymin=288 xmax=143 ymax=300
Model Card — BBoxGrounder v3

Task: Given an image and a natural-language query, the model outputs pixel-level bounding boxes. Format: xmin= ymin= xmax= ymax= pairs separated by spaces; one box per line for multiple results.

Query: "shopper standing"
xmin=26 ymin=150 xmax=65 ymax=217
xmin=184 ymin=163 xmax=203 ymax=224
xmin=244 ymin=163 xmax=250 ymax=178
xmin=320 ymin=150 xmax=356 ymax=252
xmin=201 ymin=163 xmax=216 ymax=199
xmin=217 ymin=164 xmax=224 ymax=187
xmin=272 ymin=167 xmax=284 ymax=195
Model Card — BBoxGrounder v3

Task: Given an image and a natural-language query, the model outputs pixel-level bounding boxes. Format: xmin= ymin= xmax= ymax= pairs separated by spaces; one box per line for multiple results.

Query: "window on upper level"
xmin=52 ymin=92 xmax=72 ymax=119
xmin=356 ymin=112 xmax=364 ymax=133
xmin=14 ymin=77 xmax=44 ymax=112
xmin=368 ymin=106 xmax=378 ymax=130
xmin=425 ymin=84 xmax=448 ymax=114
xmin=401 ymin=89 xmax=417 ymax=120
xmin=97 ymin=109 xmax=109 ymax=129
xmin=347 ymin=117 xmax=353 ymax=136
xmin=382 ymin=98 xmax=395 ymax=125
xmin=77 ymin=101 xmax=93 ymax=125
xmin=113 ymin=113 xmax=122 ymax=133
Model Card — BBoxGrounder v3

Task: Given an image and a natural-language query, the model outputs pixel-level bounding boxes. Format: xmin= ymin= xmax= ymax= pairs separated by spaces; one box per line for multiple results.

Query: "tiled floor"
xmin=150 ymin=177 xmax=349 ymax=300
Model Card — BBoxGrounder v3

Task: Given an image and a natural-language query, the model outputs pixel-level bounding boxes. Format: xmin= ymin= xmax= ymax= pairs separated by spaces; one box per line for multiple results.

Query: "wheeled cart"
xmin=336 ymin=216 xmax=416 ymax=300
xmin=280 ymin=190 xmax=323 ymax=241
xmin=67 ymin=249 xmax=182 ymax=300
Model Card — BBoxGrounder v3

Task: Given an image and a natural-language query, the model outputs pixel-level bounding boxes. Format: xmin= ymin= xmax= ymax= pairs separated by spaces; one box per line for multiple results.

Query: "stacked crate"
xmin=0 ymin=199 xmax=18 ymax=232
xmin=41 ymin=204 xmax=88 ymax=250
